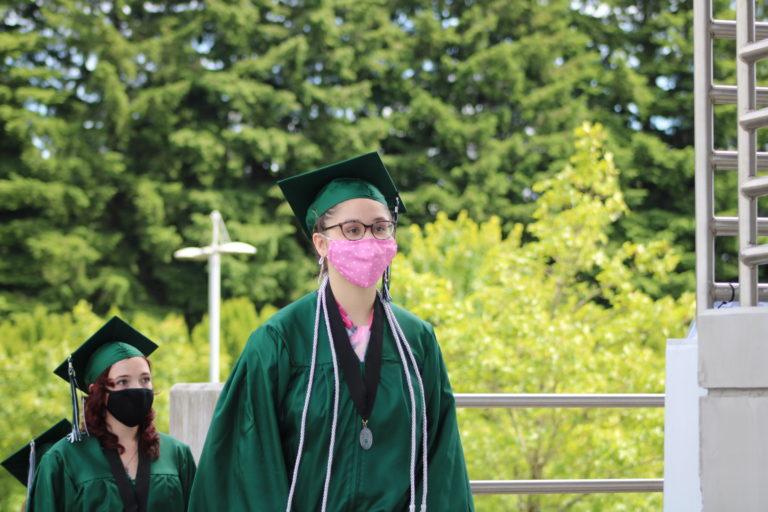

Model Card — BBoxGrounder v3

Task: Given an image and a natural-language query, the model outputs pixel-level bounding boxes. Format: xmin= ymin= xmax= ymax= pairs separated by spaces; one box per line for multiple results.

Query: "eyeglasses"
xmin=322 ymin=220 xmax=396 ymax=240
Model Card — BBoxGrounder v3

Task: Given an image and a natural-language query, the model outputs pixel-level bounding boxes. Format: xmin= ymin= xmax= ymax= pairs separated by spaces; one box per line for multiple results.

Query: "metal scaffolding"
xmin=695 ymin=0 xmax=768 ymax=311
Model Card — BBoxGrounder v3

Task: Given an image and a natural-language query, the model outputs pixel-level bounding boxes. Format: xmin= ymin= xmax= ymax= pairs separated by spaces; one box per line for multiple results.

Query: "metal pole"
xmin=208 ymin=211 xmax=222 ymax=382
xmin=737 ymin=0 xmax=759 ymax=306
xmin=694 ymin=0 xmax=715 ymax=312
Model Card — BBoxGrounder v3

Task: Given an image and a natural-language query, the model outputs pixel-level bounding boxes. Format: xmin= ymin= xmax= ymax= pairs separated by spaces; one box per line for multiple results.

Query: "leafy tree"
xmin=391 ymin=123 xmax=694 ymax=511
xmin=2 ymin=0 xmax=702 ymax=319
xmin=0 ymin=0 xmax=318 ymax=319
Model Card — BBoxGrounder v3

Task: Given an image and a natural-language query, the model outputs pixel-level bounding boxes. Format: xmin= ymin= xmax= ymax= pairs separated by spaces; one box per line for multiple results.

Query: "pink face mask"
xmin=326 ymin=238 xmax=398 ymax=288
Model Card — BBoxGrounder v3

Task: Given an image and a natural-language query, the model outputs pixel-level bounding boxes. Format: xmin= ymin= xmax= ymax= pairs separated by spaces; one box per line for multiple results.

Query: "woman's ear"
xmin=312 ymin=232 xmax=329 ymax=258
xmin=88 ymin=383 xmax=95 ymax=394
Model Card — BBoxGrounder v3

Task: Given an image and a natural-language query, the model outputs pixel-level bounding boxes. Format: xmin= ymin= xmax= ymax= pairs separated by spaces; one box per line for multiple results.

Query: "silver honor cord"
xmin=286 ymin=275 xmax=326 ymax=512
xmin=319 ymin=283 xmax=341 ymax=512
xmin=381 ymin=295 xmax=429 ymax=512
xmin=285 ymin=277 xmax=341 ymax=512
xmin=379 ymin=295 xmax=419 ymax=511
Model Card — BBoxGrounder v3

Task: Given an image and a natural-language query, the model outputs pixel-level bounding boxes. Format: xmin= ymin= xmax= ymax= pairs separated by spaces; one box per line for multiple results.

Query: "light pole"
xmin=174 ymin=210 xmax=256 ymax=382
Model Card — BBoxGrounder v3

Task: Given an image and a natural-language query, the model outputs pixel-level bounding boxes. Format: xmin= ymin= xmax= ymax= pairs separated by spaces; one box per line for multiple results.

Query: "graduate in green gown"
xmin=2 ymin=419 xmax=71 ymax=510
xmin=189 ymin=152 xmax=474 ymax=511
xmin=27 ymin=316 xmax=196 ymax=512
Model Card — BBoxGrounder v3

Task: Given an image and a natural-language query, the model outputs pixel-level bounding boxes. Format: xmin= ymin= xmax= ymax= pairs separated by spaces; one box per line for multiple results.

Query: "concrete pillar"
xmin=663 ymin=337 xmax=705 ymax=512
xmin=698 ymin=307 xmax=768 ymax=511
xmin=169 ymin=382 xmax=224 ymax=463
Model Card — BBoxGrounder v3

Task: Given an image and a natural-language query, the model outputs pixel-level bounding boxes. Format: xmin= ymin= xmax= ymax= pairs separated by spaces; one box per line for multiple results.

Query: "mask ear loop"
xmin=382 ymin=197 xmax=400 ymax=302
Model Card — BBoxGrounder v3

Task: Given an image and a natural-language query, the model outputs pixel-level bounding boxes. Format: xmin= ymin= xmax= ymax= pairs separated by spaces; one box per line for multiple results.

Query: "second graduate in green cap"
xmin=189 ymin=152 xmax=474 ymax=511
xmin=27 ymin=316 xmax=196 ymax=512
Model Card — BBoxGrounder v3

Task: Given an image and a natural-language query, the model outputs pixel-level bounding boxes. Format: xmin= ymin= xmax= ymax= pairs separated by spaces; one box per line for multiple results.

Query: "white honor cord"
xmin=319 ymin=282 xmax=341 ymax=512
xmin=380 ymin=296 xmax=419 ymax=511
xmin=286 ymin=276 xmax=326 ymax=512
xmin=382 ymin=296 xmax=429 ymax=512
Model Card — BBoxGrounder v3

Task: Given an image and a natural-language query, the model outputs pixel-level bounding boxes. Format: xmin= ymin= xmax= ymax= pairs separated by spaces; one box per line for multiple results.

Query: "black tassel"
xmin=26 ymin=440 xmax=35 ymax=500
xmin=66 ymin=356 xmax=82 ymax=443
xmin=382 ymin=265 xmax=392 ymax=302
xmin=382 ymin=196 xmax=399 ymax=303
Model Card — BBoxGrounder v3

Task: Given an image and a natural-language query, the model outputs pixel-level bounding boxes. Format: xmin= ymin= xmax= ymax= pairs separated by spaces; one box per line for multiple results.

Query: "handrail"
xmin=456 ymin=394 xmax=664 ymax=495
xmin=454 ymin=393 xmax=663 ymax=408
xmin=471 ymin=479 xmax=663 ymax=495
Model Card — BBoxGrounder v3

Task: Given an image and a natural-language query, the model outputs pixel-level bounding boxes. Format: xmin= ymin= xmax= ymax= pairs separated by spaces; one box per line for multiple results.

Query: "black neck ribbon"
xmin=324 ymin=284 xmax=384 ymax=423
xmin=103 ymin=442 xmax=150 ymax=512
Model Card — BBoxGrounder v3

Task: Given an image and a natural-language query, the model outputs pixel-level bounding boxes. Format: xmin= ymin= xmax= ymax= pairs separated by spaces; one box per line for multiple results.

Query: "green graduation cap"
xmin=53 ymin=316 xmax=158 ymax=393
xmin=277 ymin=151 xmax=406 ymax=238
xmin=1 ymin=419 xmax=72 ymax=489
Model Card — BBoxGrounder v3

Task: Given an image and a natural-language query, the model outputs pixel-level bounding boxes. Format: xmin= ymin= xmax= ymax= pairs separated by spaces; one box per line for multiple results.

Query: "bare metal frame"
xmin=696 ymin=0 xmax=768 ymax=310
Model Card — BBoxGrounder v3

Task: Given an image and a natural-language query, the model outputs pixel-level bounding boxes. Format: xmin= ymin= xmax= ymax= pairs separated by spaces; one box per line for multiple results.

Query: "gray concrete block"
xmin=700 ymin=395 xmax=768 ymax=511
xmin=169 ymin=382 xmax=224 ymax=463
xmin=698 ymin=308 xmax=768 ymax=388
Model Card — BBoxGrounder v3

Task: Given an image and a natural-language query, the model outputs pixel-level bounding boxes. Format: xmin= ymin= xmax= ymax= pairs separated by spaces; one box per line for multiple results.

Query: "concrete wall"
xmin=697 ymin=307 xmax=768 ymax=511
xmin=169 ymin=382 xmax=224 ymax=462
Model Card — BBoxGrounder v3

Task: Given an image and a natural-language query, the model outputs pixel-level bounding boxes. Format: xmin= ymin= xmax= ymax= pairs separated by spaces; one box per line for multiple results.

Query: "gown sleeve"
xmin=423 ymin=326 xmax=475 ymax=511
xmin=179 ymin=442 xmax=197 ymax=510
xmin=27 ymin=449 xmax=75 ymax=512
xmin=188 ymin=325 xmax=291 ymax=511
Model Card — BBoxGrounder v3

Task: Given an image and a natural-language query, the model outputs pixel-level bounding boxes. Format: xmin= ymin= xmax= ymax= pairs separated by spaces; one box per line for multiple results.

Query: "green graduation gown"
xmin=188 ymin=291 xmax=474 ymax=511
xmin=28 ymin=432 xmax=196 ymax=511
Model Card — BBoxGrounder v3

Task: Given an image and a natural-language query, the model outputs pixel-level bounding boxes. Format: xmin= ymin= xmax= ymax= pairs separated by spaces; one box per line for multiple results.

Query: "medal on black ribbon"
xmin=325 ymin=285 xmax=383 ymax=451
xmin=359 ymin=420 xmax=373 ymax=450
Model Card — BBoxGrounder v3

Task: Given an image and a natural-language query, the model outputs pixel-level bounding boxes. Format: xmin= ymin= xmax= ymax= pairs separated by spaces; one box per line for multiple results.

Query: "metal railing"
xmin=455 ymin=393 xmax=664 ymax=495
xmin=695 ymin=0 xmax=768 ymax=311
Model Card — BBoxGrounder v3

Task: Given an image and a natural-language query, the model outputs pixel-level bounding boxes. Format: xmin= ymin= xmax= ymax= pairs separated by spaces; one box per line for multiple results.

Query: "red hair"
xmin=83 ymin=357 xmax=160 ymax=461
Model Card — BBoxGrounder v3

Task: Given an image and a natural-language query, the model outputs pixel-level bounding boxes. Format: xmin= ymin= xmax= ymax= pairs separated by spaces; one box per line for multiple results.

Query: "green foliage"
xmin=392 ymin=123 xmax=694 ymax=511
xmin=1 ymin=0 xmax=705 ymax=318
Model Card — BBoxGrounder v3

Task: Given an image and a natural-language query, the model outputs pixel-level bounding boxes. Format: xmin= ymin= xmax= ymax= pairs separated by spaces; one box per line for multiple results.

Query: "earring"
xmin=318 ymin=256 xmax=324 ymax=266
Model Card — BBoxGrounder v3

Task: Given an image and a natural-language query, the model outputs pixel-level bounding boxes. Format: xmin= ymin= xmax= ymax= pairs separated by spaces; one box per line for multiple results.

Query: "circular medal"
xmin=359 ymin=425 xmax=373 ymax=450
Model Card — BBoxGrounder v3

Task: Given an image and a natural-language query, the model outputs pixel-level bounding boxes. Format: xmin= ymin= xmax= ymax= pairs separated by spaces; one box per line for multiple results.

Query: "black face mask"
xmin=105 ymin=388 xmax=154 ymax=427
